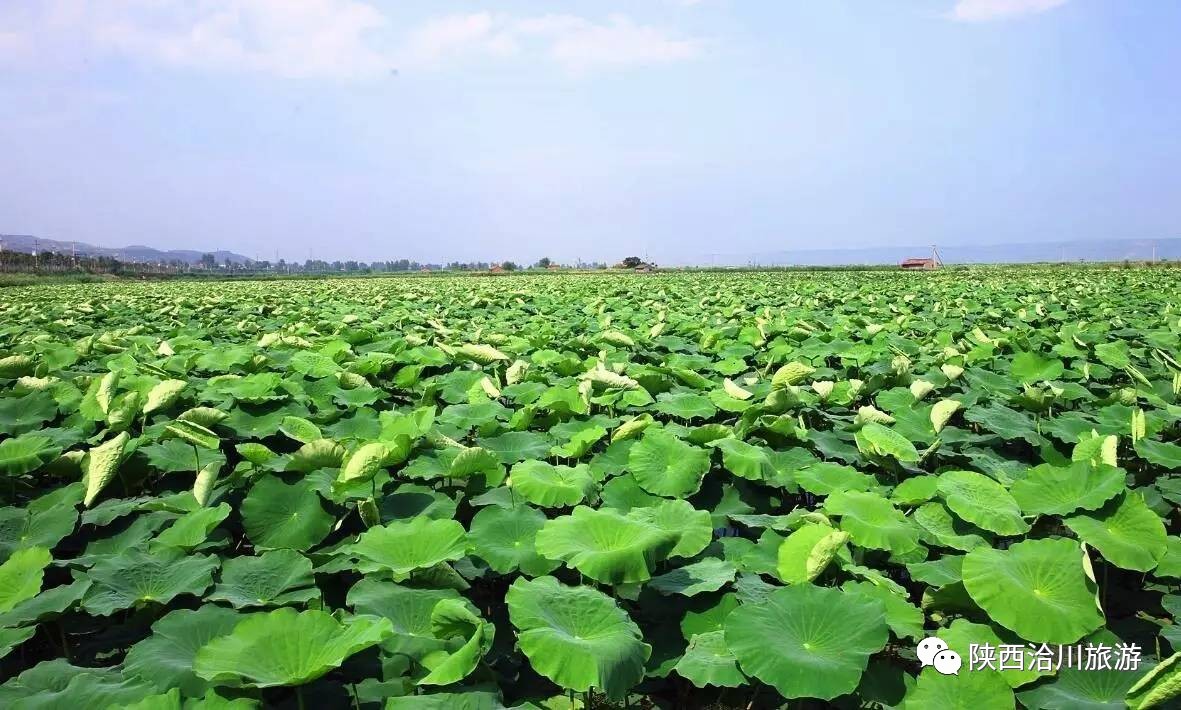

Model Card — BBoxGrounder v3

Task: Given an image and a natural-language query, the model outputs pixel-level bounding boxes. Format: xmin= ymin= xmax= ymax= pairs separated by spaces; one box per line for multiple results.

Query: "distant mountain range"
xmin=687 ymin=238 xmax=1181 ymax=267
xmin=2 ymin=233 xmax=1177 ymax=269
xmin=0 ymin=234 xmax=251 ymax=265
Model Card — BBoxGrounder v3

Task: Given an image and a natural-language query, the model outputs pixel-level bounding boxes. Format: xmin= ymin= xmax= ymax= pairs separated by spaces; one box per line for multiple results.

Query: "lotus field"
xmin=3 ymin=268 xmax=1181 ymax=709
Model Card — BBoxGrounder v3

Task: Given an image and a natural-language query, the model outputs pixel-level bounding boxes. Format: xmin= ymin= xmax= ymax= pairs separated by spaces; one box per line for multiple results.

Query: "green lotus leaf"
xmin=907 ymin=554 xmax=964 ymax=587
xmin=193 ymin=608 xmax=393 ymax=688
xmin=288 ymin=350 xmax=340 ymax=378
xmin=143 ymin=379 xmax=187 ymax=416
xmin=1019 ymin=629 xmax=1148 ymax=708
xmin=1010 ymin=462 xmax=1127 ymax=516
xmin=962 ymin=538 xmax=1104 ymax=643
xmin=419 ymin=598 xmax=495 ymax=686
xmin=448 ymin=446 xmax=503 ymax=481
xmin=278 ymin=415 xmax=321 ymax=444
xmin=937 ymin=470 xmax=1030 ymax=536
xmin=508 ymin=460 xmax=593 ymax=507
xmin=903 ymin=666 xmax=1014 ymax=710
xmin=208 ymin=550 xmax=318 ymax=608
xmin=825 ymin=490 xmax=921 ymax=555
xmin=1064 ymin=492 xmax=1167 ymax=572
xmin=81 ymin=547 xmax=218 ymax=616
xmin=0 ymin=392 xmax=57 ymax=436
xmin=351 ymin=517 xmax=468 ymax=576
xmin=710 ymin=438 xmax=775 ymax=481
xmin=124 ymin=605 xmax=244 ymax=696
xmin=0 ymin=578 xmax=90 ymax=628
xmin=930 ymin=398 xmax=962 ymax=433
xmin=235 ymin=442 xmax=277 ymax=466
xmin=795 ymin=462 xmax=876 ymax=496
xmin=724 ymin=584 xmax=889 ymax=700
xmin=0 ymin=658 xmax=156 ymax=708
xmin=83 ymin=431 xmax=130 ymax=507
xmin=164 ymin=420 xmax=221 ymax=450
xmin=855 ymin=422 xmax=920 ymax=462
xmin=841 ymin=580 xmax=923 ymax=641
xmin=507 ymin=575 xmax=650 ymax=699
xmin=771 ymin=362 xmax=814 ymax=388
xmin=476 ymin=431 xmax=552 ymax=463
xmin=241 ymin=476 xmax=333 ymax=551
xmin=913 ymin=502 xmax=988 ymax=552
xmin=627 ymin=429 xmax=710 ymax=498
xmin=336 ymin=440 xmax=399 ymax=487
xmin=550 ymin=424 xmax=607 ymax=459
xmin=626 ymin=499 xmax=713 ymax=558
xmin=0 ymin=546 xmax=52 ymax=613
xmin=140 ymin=439 xmax=225 ymax=474
xmin=649 ymin=558 xmax=736 ymax=596
xmin=612 ymin=414 xmax=654 ymax=443
xmin=0 ymin=626 xmax=35 ymax=660
xmin=939 ymin=618 xmax=1050 ymax=688
xmin=777 ymin=522 xmax=849 ymax=584
xmin=674 ymin=631 xmax=745 ymax=688
xmin=1136 ymin=439 xmax=1181 ymax=470
xmin=654 ymin=391 xmax=717 ymax=420
xmin=286 ymin=438 xmax=346 ymax=472
xmin=1155 ymin=537 xmax=1181 ymax=579
xmin=0 ymin=484 xmax=81 ymax=562
xmin=385 ymin=692 xmax=499 ymax=709
xmin=891 ymin=475 xmax=940 ymax=505
xmin=193 ymin=461 xmax=220 ymax=507
xmin=346 ymin=578 xmax=459 ymax=666
xmin=468 ymin=504 xmax=557 ymax=576
xmin=151 ymin=502 xmax=231 ymax=551
xmin=535 ymin=506 xmax=676 ymax=584
xmin=178 ymin=406 xmax=228 ymax=428
xmin=0 ymin=354 xmax=34 ymax=378
xmin=1125 ymin=650 xmax=1181 ymax=709
xmin=457 ymin=343 xmax=509 ymax=365
xmin=0 ymin=434 xmax=61 ymax=476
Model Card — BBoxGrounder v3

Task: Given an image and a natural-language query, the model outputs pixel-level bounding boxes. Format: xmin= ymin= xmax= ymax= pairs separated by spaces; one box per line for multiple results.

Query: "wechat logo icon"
xmin=917 ymin=636 xmax=961 ymax=676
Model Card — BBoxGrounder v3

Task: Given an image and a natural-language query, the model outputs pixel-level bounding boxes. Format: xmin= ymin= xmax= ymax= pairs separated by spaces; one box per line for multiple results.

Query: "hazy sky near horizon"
xmin=1 ymin=0 xmax=1178 ymax=265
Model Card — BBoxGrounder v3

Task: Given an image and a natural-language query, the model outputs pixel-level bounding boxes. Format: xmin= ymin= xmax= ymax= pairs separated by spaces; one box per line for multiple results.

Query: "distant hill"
xmin=0 ymin=234 xmax=250 ymax=266
xmin=689 ymin=238 xmax=1181 ymax=267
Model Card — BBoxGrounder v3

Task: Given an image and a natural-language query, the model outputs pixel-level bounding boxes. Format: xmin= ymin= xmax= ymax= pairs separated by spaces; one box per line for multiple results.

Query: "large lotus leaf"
xmin=939 ymin=618 xmax=1051 ymax=688
xmin=0 ymin=659 xmax=156 ymax=709
xmin=962 ymin=538 xmax=1104 ymax=643
xmin=0 ymin=578 xmax=90 ymax=628
xmin=841 ymin=580 xmax=923 ymax=641
xmin=475 ymin=431 xmax=552 ymax=464
xmin=351 ymin=517 xmax=468 ymax=576
xmin=506 ymin=575 xmax=650 ymax=699
xmin=627 ymin=429 xmax=710 ymax=498
xmin=654 ymin=391 xmax=717 ymax=420
xmin=468 ymin=504 xmax=557 ymax=576
xmin=346 ymin=578 xmax=459 ymax=663
xmin=278 ymin=415 xmax=321 ymax=444
xmin=143 ymin=379 xmax=187 ymax=415
xmin=1125 ymin=650 xmax=1181 ymax=709
xmin=535 ymin=506 xmax=676 ymax=584
xmin=648 ymin=558 xmax=736 ymax=596
xmin=508 ymin=460 xmax=593 ymax=507
xmin=81 ymin=547 xmax=218 ymax=616
xmin=164 ymin=420 xmax=221 ymax=450
xmin=903 ymin=666 xmax=1014 ymax=709
xmin=937 ymin=470 xmax=1030 ymax=536
xmin=336 ymin=441 xmax=393 ymax=486
xmin=1136 ymin=439 xmax=1181 ymax=470
xmin=0 ymin=546 xmax=52 ymax=612
xmin=913 ymin=502 xmax=988 ymax=552
xmin=194 ymin=608 xmax=393 ymax=688
xmin=0 ymin=434 xmax=61 ymax=476
xmin=1064 ymin=492 xmax=1167 ymax=572
xmin=286 ymin=438 xmax=346 ymax=473
xmin=724 ymin=584 xmax=889 ymax=700
xmin=419 ymin=598 xmax=495 ymax=686
xmin=710 ymin=438 xmax=775 ymax=481
xmin=208 ymin=550 xmax=318 ymax=608
xmin=0 ymin=626 xmax=35 ymax=660
xmin=241 ymin=476 xmax=333 ymax=551
xmin=794 ymin=462 xmax=877 ymax=496
xmin=83 ymin=431 xmax=130 ymax=507
xmin=151 ymin=502 xmax=231 ymax=551
xmin=0 ymin=392 xmax=58 ymax=435
xmin=776 ymin=523 xmax=849 ymax=584
xmin=385 ymin=692 xmax=499 ymax=709
xmin=140 ymin=439 xmax=227 ymax=474
xmin=1017 ymin=630 xmax=1145 ymax=708
xmin=674 ymin=631 xmax=745 ymax=688
xmin=626 ymin=499 xmax=713 ymax=558
xmin=124 ymin=605 xmax=243 ymax=696
xmin=825 ymin=490 xmax=921 ymax=555
xmin=855 ymin=422 xmax=919 ymax=462
xmin=1010 ymin=462 xmax=1127 ymax=516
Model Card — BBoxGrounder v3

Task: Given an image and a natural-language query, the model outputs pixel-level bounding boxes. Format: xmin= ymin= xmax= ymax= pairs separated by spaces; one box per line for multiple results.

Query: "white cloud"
xmin=949 ymin=0 xmax=1069 ymax=22
xmin=402 ymin=12 xmax=702 ymax=73
xmin=0 ymin=2 xmax=702 ymax=79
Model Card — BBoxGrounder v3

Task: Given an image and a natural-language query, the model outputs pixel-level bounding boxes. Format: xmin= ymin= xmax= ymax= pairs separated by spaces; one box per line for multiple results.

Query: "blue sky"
xmin=1 ymin=0 xmax=1178 ymax=265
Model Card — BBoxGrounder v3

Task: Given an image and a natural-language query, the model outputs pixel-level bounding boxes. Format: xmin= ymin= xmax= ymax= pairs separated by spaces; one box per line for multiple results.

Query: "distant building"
xmin=547 ymin=263 xmax=561 ymax=271
xmin=490 ymin=264 xmax=504 ymax=273
xmin=900 ymin=257 xmax=937 ymax=270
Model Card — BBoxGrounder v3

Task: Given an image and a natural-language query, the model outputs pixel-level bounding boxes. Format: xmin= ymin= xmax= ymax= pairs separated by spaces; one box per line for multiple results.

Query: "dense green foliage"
xmin=0 ymin=268 xmax=1179 ymax=708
